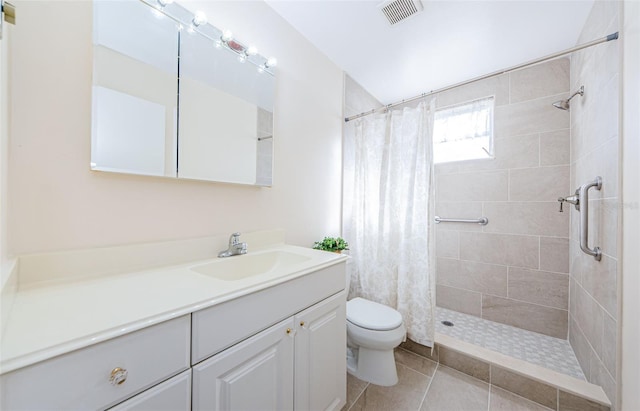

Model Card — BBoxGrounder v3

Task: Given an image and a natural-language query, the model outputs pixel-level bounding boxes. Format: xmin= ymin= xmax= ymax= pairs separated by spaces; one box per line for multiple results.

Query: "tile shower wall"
xmin=433 ymin=58 xmax=571 ymax=339
xmin=568 ymin=1 xmax=619 ymax=407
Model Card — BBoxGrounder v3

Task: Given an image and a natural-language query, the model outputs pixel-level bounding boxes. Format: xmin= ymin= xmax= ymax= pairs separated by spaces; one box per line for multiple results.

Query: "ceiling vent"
xmin=378 ymin=0 xmax=423 ymax=25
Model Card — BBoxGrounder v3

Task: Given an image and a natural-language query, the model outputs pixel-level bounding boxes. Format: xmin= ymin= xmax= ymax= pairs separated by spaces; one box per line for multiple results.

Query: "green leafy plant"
xmin=312 ymin=237 xmax=349 ymax=253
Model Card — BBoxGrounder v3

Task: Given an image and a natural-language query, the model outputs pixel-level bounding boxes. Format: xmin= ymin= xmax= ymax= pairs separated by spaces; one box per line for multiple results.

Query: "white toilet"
xmin=346 ymin=297 xmax=406 ymax=386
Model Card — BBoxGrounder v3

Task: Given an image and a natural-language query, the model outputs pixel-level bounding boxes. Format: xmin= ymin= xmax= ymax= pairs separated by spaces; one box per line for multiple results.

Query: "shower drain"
xmin=441 ymin=320 xmax=454 ymax=327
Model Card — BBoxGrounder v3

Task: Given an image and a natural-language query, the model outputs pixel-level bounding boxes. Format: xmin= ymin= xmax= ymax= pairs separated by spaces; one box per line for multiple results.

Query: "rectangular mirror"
xmin=91 ymin=0 xmax=179 ymax=177
xmin=91 ymin=0 xmax=275 ymax=186
xmin=178 ymin=28 xmax=275 ymax=186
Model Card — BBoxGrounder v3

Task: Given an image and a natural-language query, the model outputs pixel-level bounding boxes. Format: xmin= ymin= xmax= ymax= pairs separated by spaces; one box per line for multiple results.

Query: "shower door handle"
xmin=578 ymin=176 xmax=602 ymax=261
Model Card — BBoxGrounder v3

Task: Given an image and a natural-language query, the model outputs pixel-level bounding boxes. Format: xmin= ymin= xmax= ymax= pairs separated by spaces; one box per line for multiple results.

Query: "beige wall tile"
xmin=581 ymin=254 xmax=617 ymax=319
xmin=508 ymin=267 xmax=569 ymax=309
xmin=483 ymin=202 xmax=569 ymax=237
xmin=540 ymin=129 xmax=570 ymax=166
xmin=510 ymin=58 xmax=570 ymax=103
xmin=574 ymin=284 xmax=604 ymax=357
xmin=589 ymin=352 xmax=616 ymax=409
xmin=540 ymin=237 xmax=570 ymax=273
xmin=601 ymin=313 xmax=617 ymax=379
xmin=437 ymin=257 xmax=508 ymax=296
xmin=344 ymin=75 xmax=383 ymax=117
xmin=558 ymin=391 xmax=609 ymax=411
xmin=436 ymin=74 xmax=509 ymax=108
xmin=460 ymin=232 xmax=539 ymax=269
xmin=569 ymin=315 xmax=591 ymax=378
xmin=509 ymin=166 xmax=570 ymax=202
xmin=490 ymin=386 xmax=554 ymax=411
xmin=421 ymin=366 xmax=490 ymax=411
xmin=436 ymin=285 xmax=482 ymax=317
xmin=490 ymin=366 xmax=558 ymax=410
xmin=434 ymin=162 xmax=460 ymax=175
xmin=482 ymin=295 xmax=568 ymax=338
xmin=434 ymin=202 xmax=484 ymax=232
xmin=438 ymin=347 xmax=490 ymax=382
xmin=436 ymin=229 xmax=459 ymax=258
xmin=457 ymin=134 xmax=539 ymax=172
xmin=436 ymin=170 xmax=508 ymax=202
xmin=494 ymin=94 xmax=570 ymax=139
xmin=588 ymin=198 xmax=618 ymax=259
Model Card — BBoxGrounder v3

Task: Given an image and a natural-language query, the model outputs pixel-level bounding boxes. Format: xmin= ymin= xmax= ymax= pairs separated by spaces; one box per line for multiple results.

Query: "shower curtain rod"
xmin=344 ymin=32 xmax=619 ymax=123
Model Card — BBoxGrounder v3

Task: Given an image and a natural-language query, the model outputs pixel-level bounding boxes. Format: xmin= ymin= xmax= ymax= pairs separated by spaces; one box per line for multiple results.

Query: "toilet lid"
xmin=346 ymin=297 xmax=403 ymax=331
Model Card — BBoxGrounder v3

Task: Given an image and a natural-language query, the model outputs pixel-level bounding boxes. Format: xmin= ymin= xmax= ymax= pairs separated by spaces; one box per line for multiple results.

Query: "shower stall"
xmin=343 ymin=1 xmax=620 ymax=408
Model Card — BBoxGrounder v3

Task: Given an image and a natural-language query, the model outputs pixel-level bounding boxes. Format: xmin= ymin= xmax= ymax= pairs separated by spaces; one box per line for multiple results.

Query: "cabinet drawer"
xmin=109 ymin=370 xmax=191 ymax=411
xmin=192 ymin=262 xmax=345 ymax=363
xmin=1 ymin=315 xmax=190 ymax=411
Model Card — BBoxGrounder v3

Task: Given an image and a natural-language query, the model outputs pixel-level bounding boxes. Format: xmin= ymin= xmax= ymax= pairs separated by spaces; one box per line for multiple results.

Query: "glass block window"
xmin=433 ymin=96 xmax=494 ymax=164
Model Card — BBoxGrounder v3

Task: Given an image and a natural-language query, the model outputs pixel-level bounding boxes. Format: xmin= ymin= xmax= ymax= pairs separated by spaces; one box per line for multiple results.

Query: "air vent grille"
xmin=379 ymin=0 xmax=423 ymax=25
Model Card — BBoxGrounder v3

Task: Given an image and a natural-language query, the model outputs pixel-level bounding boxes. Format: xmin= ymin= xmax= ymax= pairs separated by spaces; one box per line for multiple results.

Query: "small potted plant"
xmin=313 ymin=237 xmax=349 ymax=254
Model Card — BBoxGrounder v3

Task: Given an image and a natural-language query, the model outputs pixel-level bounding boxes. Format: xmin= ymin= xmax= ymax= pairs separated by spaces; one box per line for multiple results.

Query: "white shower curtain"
xmin=347 ymin=100 xmax=436 ymax=346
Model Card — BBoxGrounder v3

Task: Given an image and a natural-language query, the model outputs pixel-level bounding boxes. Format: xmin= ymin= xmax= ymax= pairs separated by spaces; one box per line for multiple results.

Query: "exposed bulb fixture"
xmin=258 ymin=57 xmax=277 ymax=73
xmin=246 ymin=45 xmax=258 ymax=56
xmin=221 ymin=29 xmax=233 ymax=42
xmin=192 ymin=11 xmax=207 ymax=27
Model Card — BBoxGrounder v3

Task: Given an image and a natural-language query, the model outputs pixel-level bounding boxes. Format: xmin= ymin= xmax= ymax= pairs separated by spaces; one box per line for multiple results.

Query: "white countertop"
xmin=0 ymin=244 xmax=347 ymax=374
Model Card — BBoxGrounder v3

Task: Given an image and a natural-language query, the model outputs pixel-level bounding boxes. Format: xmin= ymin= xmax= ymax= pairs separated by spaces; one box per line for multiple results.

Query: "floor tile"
xmin=420 ymin=365 xmax=489 ymax=411
xmin=342 ymin=373 xmax=369 ymax=411
xmin=490 ymin=386 xmax=554 ymax=411
xmin=436 ymin=307 xmax=585 ymax=379
xmin=350 ymin=364 xmax=431 ymax=411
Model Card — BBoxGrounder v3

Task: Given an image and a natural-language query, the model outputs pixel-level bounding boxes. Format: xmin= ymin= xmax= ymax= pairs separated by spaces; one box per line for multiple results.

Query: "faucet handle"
xmin=229 ymin=232 xmax=241 ymax=245
xmin=557 ymin=197 xmax=564 ymax=212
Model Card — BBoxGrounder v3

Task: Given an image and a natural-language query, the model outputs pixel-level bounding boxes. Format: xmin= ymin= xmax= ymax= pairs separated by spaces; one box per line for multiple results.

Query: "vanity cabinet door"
xmin=294 ymin=291 xmax=347 ymax=411
xmin=192 ymin=317 xmax=295 ymax=411
xmin=109 ymin=370 xmax=191 ymax=411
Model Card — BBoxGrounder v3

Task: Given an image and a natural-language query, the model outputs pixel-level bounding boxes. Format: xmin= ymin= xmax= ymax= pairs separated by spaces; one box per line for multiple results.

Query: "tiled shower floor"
xmin=436 ymin=307 xmax=585 ymax=380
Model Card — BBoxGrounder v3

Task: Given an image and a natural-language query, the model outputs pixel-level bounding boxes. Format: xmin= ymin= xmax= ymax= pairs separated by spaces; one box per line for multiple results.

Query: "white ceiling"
xmin=265 ymin=0 xmax=596 ymax=105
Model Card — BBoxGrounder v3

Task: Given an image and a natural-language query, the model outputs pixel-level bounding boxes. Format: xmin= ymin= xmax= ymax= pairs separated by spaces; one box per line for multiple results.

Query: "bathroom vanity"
xmin=0 ymin=232 xmax=347 ymax=410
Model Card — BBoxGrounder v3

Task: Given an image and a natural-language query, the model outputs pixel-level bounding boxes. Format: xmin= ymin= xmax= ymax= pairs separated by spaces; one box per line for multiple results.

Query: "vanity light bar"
xmin=142 ymin=0 xmax=277 ymax=74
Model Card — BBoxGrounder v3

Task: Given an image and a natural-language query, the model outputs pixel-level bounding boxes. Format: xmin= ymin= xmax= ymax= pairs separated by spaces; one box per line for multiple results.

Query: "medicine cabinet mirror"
xmin=91 ymin=0 xmax=275 ymax=186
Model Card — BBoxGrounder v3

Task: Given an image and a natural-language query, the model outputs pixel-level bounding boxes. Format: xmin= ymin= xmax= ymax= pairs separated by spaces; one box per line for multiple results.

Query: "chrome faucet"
xmin=218 ymin=232 xmax=247 ymax=258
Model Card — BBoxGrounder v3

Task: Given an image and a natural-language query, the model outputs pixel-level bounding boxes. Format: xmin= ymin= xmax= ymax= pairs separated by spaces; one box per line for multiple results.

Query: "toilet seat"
xmin=347 ymin=297 xmax=403 ymax=331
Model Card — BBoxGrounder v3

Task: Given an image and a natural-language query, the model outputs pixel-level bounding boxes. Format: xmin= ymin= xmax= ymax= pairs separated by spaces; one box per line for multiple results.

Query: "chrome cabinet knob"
xmin=110 ymin=367 xmax=128 ymax=386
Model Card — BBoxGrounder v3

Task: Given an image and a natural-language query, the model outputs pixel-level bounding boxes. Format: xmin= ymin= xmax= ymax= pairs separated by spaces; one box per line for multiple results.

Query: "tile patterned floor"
xmin=343 ymin=348 xmax=555 ymax=411
xmin=435 ymin=307 xmax=585 ymax=380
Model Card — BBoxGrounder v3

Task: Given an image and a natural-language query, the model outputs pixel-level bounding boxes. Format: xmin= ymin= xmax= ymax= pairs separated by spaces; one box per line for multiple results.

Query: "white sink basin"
xmin=191 ymin=250 xmax=311 ymax=281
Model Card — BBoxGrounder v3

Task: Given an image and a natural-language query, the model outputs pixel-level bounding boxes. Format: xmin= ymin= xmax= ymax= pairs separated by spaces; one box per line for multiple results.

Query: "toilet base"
xmin=346 ymin=346 xmax=399 ymax=386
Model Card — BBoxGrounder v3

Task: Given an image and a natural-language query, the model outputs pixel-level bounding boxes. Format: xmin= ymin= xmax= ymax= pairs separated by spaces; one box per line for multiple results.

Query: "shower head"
xmin=552 ymin=86 xmax=584 ymax=110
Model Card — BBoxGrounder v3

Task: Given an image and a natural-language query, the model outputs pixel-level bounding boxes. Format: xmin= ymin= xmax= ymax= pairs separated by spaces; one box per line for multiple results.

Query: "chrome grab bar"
xmin=579 ymin=177 xmax=602 ymax=261
xmin=434 ymin=216 xmax=488 ymax=225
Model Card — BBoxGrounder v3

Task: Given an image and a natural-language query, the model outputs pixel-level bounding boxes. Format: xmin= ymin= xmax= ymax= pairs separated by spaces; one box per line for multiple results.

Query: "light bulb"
xmin=192 ymin=11 xmax=207 ymax=27
xmin=266 ymin=57 xmax=277 ymax=68
xmin=246 ymin=45 xmax=258 ymax=56
xmin=221 ymin=30 xmax=233 ymax=42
